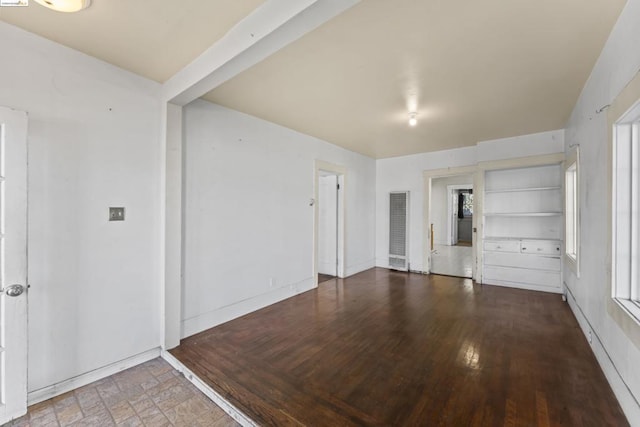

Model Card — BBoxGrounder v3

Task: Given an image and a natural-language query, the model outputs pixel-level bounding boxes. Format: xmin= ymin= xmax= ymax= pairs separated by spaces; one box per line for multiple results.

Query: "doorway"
xmin=313 ymin=161 xmax=345 ymax=285
xmin=447 ymin=185 xmax=473 ymax=247
xmin=318 ymin=173 xmax=338 ymax=283
xmin=428 ymin=173 xmax=475 ymax=278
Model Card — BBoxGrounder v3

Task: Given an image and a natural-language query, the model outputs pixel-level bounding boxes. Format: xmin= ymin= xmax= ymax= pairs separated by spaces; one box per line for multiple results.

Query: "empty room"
xmin=1 ymin=0 xmax=640 ymax=426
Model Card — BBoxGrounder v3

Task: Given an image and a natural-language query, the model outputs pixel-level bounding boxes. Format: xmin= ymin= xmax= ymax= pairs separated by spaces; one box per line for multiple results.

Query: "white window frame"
xmin=612 ymin=99 xmax=640 ymax=324
xmin=564 ymin=148 xmax=579 ymax=276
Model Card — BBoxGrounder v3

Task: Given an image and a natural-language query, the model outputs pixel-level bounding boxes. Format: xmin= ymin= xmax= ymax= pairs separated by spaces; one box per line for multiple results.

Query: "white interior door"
xmin=0 ymin=106 xmax=28 ymax=424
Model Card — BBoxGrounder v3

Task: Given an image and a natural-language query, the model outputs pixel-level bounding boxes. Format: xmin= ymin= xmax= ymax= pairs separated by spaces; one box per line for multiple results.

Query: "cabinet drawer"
xmin=520 ymin=240 xmax=561 ymax=255
xmin=483 ymin=266 xmax=560 ymax=287
xmin=483 ymin=252 xmax=560 ymax=271
xmin=484 ymin=241 xmax=520 ymax=253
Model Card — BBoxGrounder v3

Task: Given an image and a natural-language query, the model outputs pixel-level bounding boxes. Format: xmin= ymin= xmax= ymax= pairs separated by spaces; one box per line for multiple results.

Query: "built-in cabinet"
xmin=482 ymin=164 xmax=563 ymax=293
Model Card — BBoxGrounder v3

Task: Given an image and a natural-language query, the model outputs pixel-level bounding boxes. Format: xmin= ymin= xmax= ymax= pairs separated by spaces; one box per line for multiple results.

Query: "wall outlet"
xmin=588 ymin=330 xmax=593 ymax=344
xmin=269 ymin=278 xmax=274 ymax=288
xmin=109 ymin=207 xmax=125 ymax=221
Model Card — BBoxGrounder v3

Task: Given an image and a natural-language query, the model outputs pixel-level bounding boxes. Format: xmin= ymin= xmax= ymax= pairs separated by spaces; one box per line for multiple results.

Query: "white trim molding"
xmin=564 ymin=147 xmax=580 ymax=277
xmin=607 ymin=69 xmax=640 ymax=351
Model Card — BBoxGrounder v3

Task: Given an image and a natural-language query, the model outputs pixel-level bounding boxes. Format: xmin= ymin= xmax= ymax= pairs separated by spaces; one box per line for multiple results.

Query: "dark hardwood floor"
xmin=318 ymin=273 xmax=336 ymax=283
xmin=170 ymin=268 xmax=628 ymax=426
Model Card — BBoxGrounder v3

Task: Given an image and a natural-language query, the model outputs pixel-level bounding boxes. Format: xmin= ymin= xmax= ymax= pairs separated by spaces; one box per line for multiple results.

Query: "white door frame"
xmin=423 ymin=166 xmax=478 ymax=278
xmin=313 ymin=160 xmax=346 ymax=283
xmin=0 ymin=106 xmax=29 ymax=424
xmin=446 ymin=184 xmax=473 ymax=246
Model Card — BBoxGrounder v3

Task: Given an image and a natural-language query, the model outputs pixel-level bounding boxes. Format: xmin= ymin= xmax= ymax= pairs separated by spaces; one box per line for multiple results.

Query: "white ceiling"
xmin=0 ymin=0 xmax=627 ymax=158
xmin=0 ymin=0 xmax=264 ymax=82
xmin=204 ymin=0 xmax=626 ymax=158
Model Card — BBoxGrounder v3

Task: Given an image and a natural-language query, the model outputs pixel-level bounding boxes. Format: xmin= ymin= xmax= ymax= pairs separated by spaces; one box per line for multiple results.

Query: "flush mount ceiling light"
xmin=33 ymin=0 xmax=91 ymax=12
xmin=408 ymin=112 xmax=418 ymax=127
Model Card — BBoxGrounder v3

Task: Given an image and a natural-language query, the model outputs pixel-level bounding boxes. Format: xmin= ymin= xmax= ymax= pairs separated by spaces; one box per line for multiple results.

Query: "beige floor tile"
xmin=74 ymin=387 xmax=102 ymax=412
xmin=107 ymin=400 xmax=136 ymax=424
xmin=29 ymin=413 xmax=59 ymax=427
xmin=128 ymin=395 xmax=155 ymax=415
xmin=28 ymin=400 xmax=55 ymax=420
xmin=139 ymin=411 xmax=171 ymax=427
xmin=7 ymin=417 xmax=31 ymax=427
xmin=103 ymin=385 xmax=144 ymax=408
xmin=151 ymin=384 xmax=195 ymax=413
xmin=73 ymin=411 xmax=116 ymax=427
xmin=15 ymin=358 xmax=241 ymax=427
xmin=199 ymin=415 xmax=242 ymax=427
xmin=145 ymin=359 xmax=173 ymax=378
xmin=132 ymin=402 xmax=165 ymax=425
xmin=55 ymin=401 xmax=83 ymax=426
xmin=96 ymin=380 xmax=122 ymax=403
xmin=115 ymin=415 xmax=144 ymax=427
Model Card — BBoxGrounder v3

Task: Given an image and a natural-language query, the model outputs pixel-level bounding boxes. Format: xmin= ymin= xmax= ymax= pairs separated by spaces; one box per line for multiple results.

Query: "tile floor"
xmin=430 ymin=244 xmax=473 ymax=278
xmin=5 ymin=358 xmax=240 ymax=427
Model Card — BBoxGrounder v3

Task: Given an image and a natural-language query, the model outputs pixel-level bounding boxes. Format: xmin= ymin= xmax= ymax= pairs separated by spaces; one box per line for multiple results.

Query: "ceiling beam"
xmin=162 ymin=0 xmax=360 ymax=106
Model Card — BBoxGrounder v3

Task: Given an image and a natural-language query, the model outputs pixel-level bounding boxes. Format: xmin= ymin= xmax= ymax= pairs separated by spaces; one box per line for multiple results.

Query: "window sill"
xmin=614 ymin=298 xmax=640 ymax=327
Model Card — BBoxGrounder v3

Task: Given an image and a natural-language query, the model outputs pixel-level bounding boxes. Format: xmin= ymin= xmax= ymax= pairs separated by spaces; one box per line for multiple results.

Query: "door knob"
xmin=3 ymin=284 xmax=25 ymax=297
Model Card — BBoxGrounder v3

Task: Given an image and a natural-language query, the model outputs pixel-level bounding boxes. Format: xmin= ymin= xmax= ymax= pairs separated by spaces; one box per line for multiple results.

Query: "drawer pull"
xmin=522 ymin=247 xmax=527 ymax=250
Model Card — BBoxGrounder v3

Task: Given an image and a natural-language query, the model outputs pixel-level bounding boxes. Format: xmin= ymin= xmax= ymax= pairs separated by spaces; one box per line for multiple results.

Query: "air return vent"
xmin=389 ymin=192 xmax=409 ymax=270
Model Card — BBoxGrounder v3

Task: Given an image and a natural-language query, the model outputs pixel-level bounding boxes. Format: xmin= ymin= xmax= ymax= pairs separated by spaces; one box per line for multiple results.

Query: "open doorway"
xmin=314 ymin=161 xmax=346 ymax=285
xmin=429 ymin=174 xmax=474 ymax=278
xmin=318 ymin=172 xmax=339 ymax=283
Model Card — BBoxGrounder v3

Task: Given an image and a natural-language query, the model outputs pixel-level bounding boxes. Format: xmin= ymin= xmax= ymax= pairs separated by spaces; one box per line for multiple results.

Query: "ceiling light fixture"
xmin=33 ymin=0 xmax=91 ymax=12
xmin=408 ymin=112 xmax=418 ymax=127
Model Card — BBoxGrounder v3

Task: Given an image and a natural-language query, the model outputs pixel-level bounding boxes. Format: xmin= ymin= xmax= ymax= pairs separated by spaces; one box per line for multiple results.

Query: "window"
xmin=462 ymin=191 xmax=473 ymax=217
xmin=612 ymin=100 xmax=640 ymax=321
xmin=564 ymin=150 xmax=579 ymax=275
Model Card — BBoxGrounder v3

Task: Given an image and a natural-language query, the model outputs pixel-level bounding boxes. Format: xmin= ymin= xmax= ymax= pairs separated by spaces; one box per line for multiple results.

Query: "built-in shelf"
xmin=482 ymin=163 xmax=563 ymax=293
xmin=484 ymin=212 xmax=562 ymax=217
xmin=485 ymin=186 xmax=561 ymax=194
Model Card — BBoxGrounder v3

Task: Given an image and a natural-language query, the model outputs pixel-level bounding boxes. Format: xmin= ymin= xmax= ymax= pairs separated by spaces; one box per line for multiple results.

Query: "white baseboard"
xmin=161 ymin=351 xmax=256 ymax=427
xmin=27 ymin=347 xmax=161 ymax=406
xmin=565 ymin=288 xmax=640 ymax=427
xmin=181 ymin=278 xmax=315 ymax=338
xmin=375 ymin=259 xmax=423 ymax=273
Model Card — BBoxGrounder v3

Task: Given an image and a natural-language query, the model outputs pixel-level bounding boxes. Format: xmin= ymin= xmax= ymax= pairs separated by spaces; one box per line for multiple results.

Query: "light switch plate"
xmin=109 ymin=207 xmax=125 ymax=221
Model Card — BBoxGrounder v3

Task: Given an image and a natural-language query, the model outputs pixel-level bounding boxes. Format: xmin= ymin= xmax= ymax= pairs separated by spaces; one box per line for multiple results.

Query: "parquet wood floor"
xmin=170 ymin=268 xmax=628 ymax=426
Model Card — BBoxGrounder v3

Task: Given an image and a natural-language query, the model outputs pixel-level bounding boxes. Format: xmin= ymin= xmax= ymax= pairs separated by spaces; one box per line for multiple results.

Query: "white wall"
xmin=0 ymin=22 xmax=162 ymax=392
xmin=318 ymin=175 xmax=338 ymax=275
xmin=375 ymin=130 xmax=563 ymax=271
xmin=563 ymin=0 xmax=640 ymax=423
xmin=182 ymin=99 xmax=376 ymax=337
xmin=431 ymin=175 xmax=473 ymax=245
